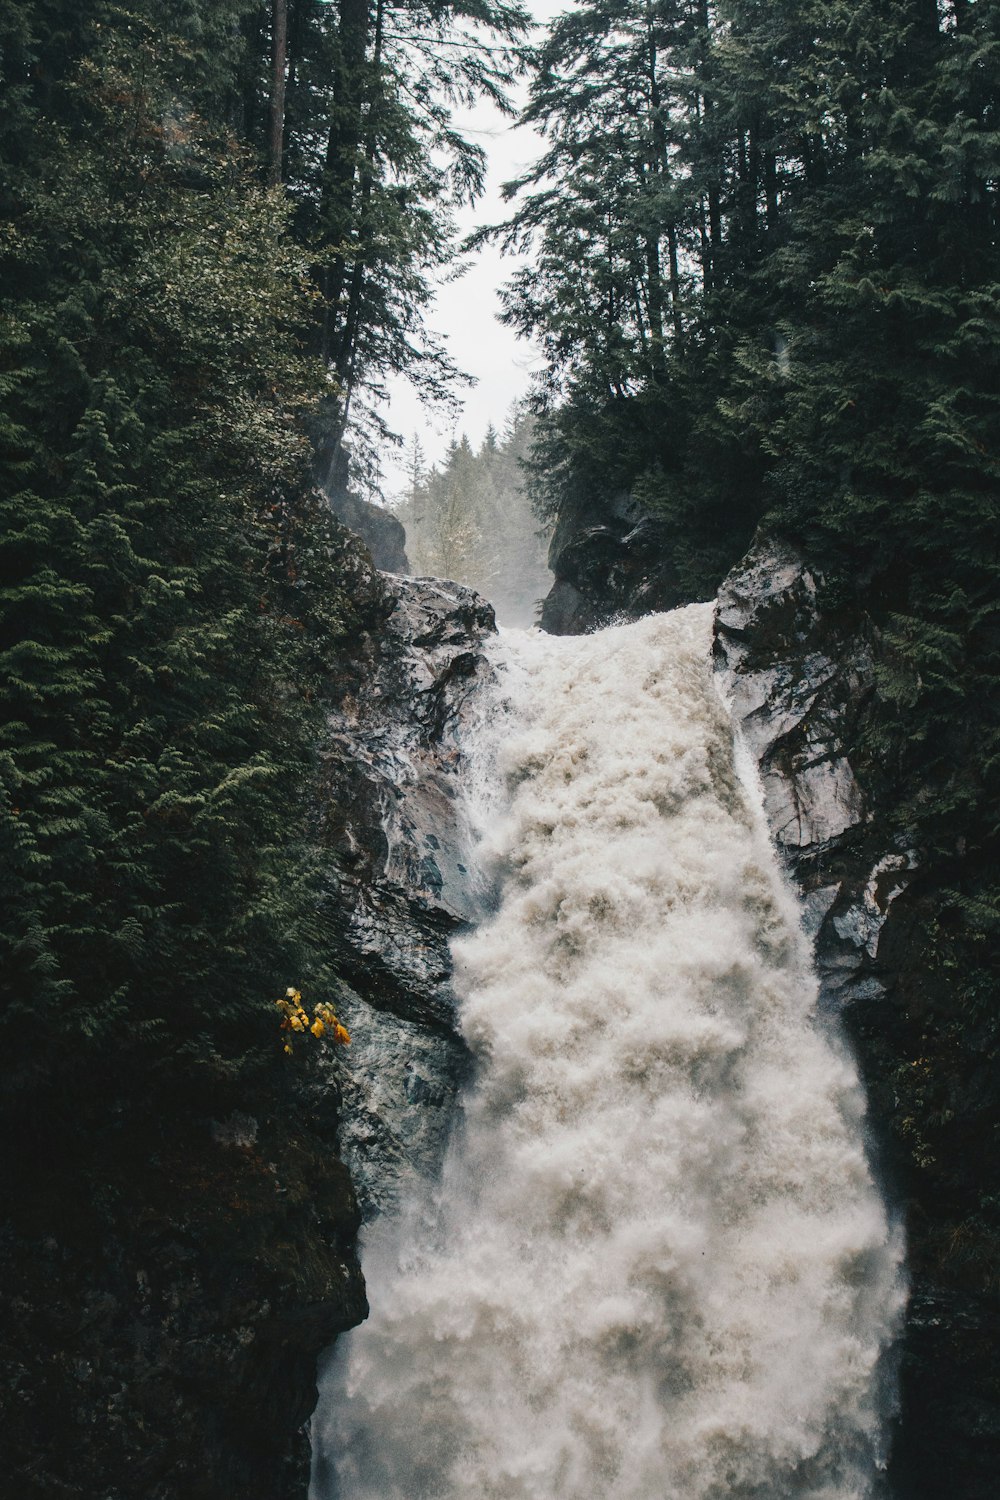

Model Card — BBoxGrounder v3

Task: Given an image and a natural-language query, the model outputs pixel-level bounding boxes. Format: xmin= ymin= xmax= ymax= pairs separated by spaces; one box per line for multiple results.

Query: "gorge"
xmin=306 ymin=554 xmax=909 ymax=1498
xmin=4 ymin=4 xmax=999 ymax=1495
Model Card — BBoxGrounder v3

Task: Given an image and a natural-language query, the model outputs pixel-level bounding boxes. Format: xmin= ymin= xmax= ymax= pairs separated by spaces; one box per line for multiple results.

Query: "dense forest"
xmin=0 ymin=0 xmax=524 ymax=1493
xmin=2 ymin=0 xmax=1000 ymax=1495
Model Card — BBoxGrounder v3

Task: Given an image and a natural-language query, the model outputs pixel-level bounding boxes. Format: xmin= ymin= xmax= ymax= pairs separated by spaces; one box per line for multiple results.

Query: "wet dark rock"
xmin=541 ymin=491 xmax=681 ymax=634
xmin=323 ymin=486 xmax=409 ymax=574
xmin=713 ymin=533 xmax=999 ymax=1499
xmin=312 ymin=412 xmax=409 ymax=574
xmin=316 ymin=575 xmax=497 ymax=1220
xmin=714 ymin=534 xmax=916 ymax=1015
xmin=1 ymin=1106 xmax=367 ymax=1500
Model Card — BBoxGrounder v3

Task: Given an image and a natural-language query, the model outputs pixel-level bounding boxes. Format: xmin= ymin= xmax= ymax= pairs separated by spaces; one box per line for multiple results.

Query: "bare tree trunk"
xmin=667 ymin=223 xmax=683 ymax=352
xmin=764 ymin=148 xmax=779 ymax=231
xmin=268 ymin=0 xmax=288 ymax=186
xmin=320 ymin=0 xmax=371 ymax=362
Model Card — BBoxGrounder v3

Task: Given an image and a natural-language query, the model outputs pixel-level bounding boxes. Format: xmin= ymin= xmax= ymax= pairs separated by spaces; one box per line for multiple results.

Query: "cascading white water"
xmin=312 ymin=604 xmax=904 ymax=1500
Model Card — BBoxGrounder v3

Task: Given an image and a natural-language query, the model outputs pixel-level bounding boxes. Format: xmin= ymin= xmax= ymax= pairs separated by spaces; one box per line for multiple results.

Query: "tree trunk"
xmin=332 ymin=0 xmax=385 ymax=399
xmin=667 ymin=223 xmax=683 ymax=352
xmin=764 ymin=148 xmax=779 ymax=231
xmin=268 ymin=0 xmax=288 ymax=186
xmin=644 ymin=21 xmax=666 ymax=372
xmin=320 ymin=0 xmax=371 ymax=363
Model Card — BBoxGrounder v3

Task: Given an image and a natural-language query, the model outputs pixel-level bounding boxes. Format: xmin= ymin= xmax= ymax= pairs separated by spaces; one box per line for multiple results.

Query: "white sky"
xmin=377 ymin=1 xmax=566 ymax=500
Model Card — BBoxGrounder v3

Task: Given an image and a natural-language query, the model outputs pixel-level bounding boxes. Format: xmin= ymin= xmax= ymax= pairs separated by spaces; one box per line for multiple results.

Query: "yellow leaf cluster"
xmin=275 ymin=987 xmax=350 ymax=1055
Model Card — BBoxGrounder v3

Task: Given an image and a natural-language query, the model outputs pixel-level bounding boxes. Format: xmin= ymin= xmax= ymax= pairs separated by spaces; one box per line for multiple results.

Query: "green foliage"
xmin=0 ymin=12 xmax=371 ymax=1143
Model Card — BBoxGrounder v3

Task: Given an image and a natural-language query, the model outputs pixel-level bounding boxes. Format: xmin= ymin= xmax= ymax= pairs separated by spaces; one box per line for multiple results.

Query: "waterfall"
xmin=311 ymin=604 xmax=904 ymax=1500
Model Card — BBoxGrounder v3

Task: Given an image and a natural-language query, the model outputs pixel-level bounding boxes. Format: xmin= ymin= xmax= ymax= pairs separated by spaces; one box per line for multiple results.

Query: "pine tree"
xmin=396 ymin=407 xmax=550 ymax=623
xmin=0 ymin=13 xmax=361 ymax=1125
xmin=264 ymin=0 xmax=530 ymax=478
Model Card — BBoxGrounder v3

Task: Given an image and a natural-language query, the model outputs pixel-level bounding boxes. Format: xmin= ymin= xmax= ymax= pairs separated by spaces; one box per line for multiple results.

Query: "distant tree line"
xmin=395 ymin=408 xmax=551 ymax=625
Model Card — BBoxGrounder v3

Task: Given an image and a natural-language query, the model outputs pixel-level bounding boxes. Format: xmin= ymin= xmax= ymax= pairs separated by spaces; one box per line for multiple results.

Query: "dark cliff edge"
xmin=714 ymin=536 xmax=1000 ymax=1499
xmin=5 ymin=1092 xmax=367 ymax=1500
xmin=540 ymin=488 xmax=682 ymax=635
xmin=321 ymin=486 xmax=409 ymax=576
xmin=303 ymin=575 xmax=499 ymax=1500
xmin=313 ymin=421 xmax=409 ymax=575
xmin=314 ymin=576 xmax=497 ymax=1223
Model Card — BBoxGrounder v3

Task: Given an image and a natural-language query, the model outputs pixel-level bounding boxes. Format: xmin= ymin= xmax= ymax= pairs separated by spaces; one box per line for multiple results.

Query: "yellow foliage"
xmin=275 ymin=987 xmax=350 ymax=1056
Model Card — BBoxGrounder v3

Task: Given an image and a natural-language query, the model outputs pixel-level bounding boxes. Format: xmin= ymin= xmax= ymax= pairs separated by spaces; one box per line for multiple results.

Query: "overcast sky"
xmin=377 ymin=1 xmax=565 ymax=499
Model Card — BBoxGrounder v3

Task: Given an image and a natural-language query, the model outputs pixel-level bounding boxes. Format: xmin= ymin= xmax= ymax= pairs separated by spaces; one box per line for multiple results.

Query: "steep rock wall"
xmin=714 ymin=536 xmax=1000 ymax=1499
xmin=540 ymin=489 xmax=680 ymax=635
xmin=315 ymin=577 xmax=496 ymax=1221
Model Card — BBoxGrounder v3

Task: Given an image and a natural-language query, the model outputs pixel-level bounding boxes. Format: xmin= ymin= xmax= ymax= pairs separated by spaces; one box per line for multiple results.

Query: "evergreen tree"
xmin=265 ymin=0 xmax=530 ymax=481
xmin=396 ymin=406 xmax=551 ymax=624
xmin=486 ymin=0 xmax=766 ymax=601
xmin=0 ymin=18 xmax=343 ymax=1126
xmin=0 ymin=11 xmax=383 ymax=1489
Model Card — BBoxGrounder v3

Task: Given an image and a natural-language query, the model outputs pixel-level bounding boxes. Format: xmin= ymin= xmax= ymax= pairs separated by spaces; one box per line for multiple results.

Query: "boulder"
xmin=714 ymin=533 xmax=916 ymax=1015
xmin=324 ymin=486 xmax=409 ymax=574
xmin=540 ymin=492 xmax=681 ymax=633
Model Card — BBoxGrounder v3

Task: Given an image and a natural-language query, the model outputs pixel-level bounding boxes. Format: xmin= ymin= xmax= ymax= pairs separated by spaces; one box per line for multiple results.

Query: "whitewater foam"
xmin=312 ymin=604 xmax=904 ymax=1500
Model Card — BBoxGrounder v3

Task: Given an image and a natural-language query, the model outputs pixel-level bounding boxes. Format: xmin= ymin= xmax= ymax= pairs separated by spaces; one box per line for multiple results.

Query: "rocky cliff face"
xmin=322 ymin=486 xmax=409 ymax=575
xmin=540 ymin=489 xmax=681 ymax=634
xmin=714 ymin=536 xmax=1000 ymax=1500
xmin=315 ymin=576 xmax=497 ymax=1221
xmin=714 ymin=538 xmax=916 ymax=1018
xmin=312 ymin=416 xmax=409 ymax=574
xmin=4 ymin=1096 xmax=367 ymax=1500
